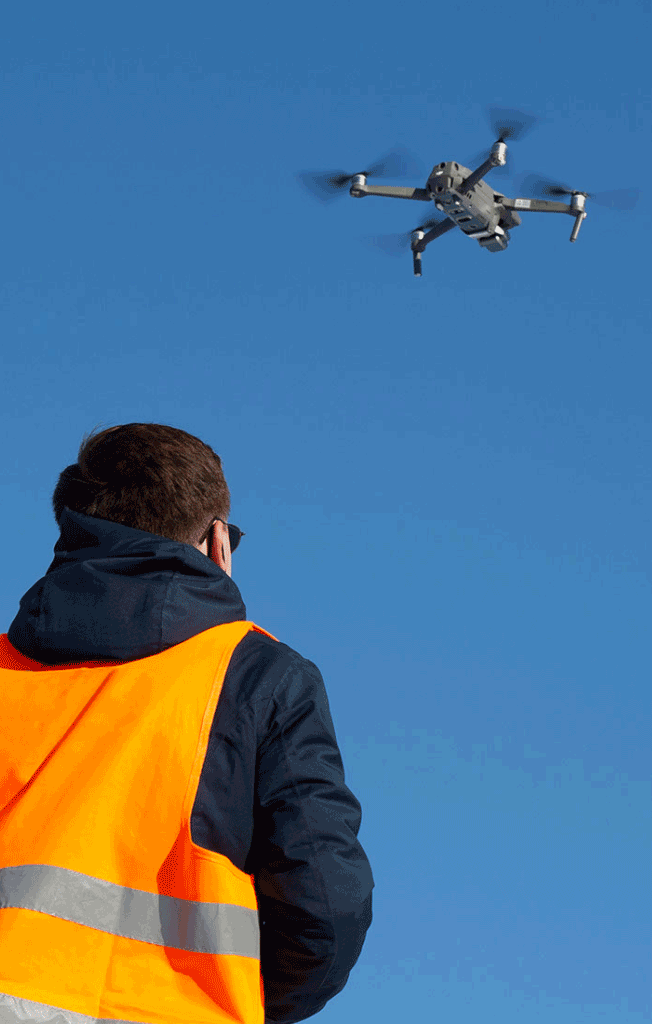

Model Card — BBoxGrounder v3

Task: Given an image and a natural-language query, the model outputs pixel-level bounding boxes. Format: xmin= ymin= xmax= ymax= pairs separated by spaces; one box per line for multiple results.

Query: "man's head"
xmin=52 ymin=422 xmax=234 ymax=575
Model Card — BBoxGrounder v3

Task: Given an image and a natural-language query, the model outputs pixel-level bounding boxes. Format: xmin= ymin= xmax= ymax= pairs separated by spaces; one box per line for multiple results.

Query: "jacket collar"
xmin=8 ymin=508 xmax=247 ymax=665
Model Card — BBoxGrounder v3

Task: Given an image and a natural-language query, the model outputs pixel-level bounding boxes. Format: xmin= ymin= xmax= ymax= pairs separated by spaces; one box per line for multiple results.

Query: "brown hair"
xmin=52 ymin=422 xmax=231 ymax=547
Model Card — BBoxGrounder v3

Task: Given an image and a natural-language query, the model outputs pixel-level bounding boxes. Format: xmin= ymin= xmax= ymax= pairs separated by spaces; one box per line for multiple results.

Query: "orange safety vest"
xmin=0 ymin=620 xmax=279 ymax=1024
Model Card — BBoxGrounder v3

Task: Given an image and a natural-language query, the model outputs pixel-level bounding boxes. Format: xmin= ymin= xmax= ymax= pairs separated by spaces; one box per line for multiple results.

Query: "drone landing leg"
xmin=570 ymin=211 xmax=586 ymax=242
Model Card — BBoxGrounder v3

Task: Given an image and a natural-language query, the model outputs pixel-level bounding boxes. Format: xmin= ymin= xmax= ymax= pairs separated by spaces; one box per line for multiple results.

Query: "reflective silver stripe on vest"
xmin=0 ymin=990 xmax=154 ymax=1024
xmin=0 ymin=864 xmax=259 ymax=958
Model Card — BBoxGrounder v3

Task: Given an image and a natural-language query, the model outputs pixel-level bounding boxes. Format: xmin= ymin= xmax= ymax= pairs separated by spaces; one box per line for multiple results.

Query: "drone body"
xmin=298 ymin=108 xmax=639 ymax=277
xmin=425 ymin=160 xmax=520 ymax=252
xmin=347 ymin=140 xmax=588 ymax=275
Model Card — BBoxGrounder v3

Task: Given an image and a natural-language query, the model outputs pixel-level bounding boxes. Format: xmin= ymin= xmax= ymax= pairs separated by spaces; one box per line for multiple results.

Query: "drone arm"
xmin=501 ymin=197 xmax=573 ymax=214
xmin=460 ymin=158 xmax=495 ymax=194
xmin=501 ymin=196 xmax=587 ymax=241
xmin=418 ymin=217 xmax=457 ymax=248
xmin=349 ymin=181 xmax=432 ymax=201
xmin=460 ymin=142 xmax=508 ymax=194
xmin=411 ymin=217 xmax=457 ymax=277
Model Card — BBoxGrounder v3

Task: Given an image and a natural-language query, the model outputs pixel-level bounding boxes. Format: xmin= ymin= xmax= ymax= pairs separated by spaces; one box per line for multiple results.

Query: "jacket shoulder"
xmin=195 ymin=626 xmax=374 ymax=1024
xmin=227 ymin=627 xmax=326 ymax=719
xmin=191 ymin=628 xmax=327 ymax=865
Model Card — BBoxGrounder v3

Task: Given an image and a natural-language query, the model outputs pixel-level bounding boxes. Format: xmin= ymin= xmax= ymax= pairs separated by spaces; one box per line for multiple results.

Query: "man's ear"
xmin=209 ymin=523 xmax=227 ymax=570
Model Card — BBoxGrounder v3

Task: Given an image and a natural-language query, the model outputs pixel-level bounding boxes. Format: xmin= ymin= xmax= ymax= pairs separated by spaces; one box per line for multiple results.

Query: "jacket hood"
xmin=7 ymin=507 xmax=247 ymax=665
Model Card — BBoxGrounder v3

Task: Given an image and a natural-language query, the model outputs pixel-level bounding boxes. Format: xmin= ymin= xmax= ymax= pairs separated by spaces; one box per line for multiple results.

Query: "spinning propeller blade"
xmin=368 ymin=216 xmax=446 ymax=255
xmin=516 ymin=173 xmax=641 ymax=210
xmin=487 ymin=106 xmax=540 ymax=143
xmin=297 ymin=146 xmax=424 ymax=202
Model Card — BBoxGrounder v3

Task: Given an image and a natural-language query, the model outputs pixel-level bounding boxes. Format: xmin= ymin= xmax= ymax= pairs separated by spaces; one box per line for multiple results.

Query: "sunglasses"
xmin=199 ymin=518 xmax=245 ymax=553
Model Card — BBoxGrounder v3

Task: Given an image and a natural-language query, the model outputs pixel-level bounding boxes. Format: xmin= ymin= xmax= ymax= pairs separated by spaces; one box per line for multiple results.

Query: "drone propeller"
xmin=488 ymin=106 xmax=540 ymax=143
xmin=297 ymin=146 xmax=424 ymax=203
xmin=367 ymin=215 xmax=446 ymax=256
xmin=466 ymin=106 xmax=541 ymax=179
xmin=516 ymin=173 xmax=640 ymax=210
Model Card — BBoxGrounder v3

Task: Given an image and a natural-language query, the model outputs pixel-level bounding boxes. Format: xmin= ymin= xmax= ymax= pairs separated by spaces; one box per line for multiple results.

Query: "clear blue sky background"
xmin=1 ymin=2 xmax=651 ymax=1021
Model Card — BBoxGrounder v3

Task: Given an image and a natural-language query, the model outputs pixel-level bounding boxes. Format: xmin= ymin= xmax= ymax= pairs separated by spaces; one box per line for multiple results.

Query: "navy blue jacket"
xmin=7 ymin=508 xmax=373 ymax=1024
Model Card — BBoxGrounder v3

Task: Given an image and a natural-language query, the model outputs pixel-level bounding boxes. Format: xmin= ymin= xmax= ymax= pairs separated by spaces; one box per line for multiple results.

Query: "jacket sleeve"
xmin=249 ymin=653 xmax=374 ymax=1024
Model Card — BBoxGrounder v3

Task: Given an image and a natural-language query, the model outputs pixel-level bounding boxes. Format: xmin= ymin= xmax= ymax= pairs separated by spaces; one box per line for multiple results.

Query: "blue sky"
xmin=1 ymin=2 xmax=651 ymax=1021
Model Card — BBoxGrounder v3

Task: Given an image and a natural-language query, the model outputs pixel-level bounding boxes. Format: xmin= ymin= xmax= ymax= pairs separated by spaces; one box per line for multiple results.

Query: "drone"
xmin=298 ymin=107 xmax=639 ymax=277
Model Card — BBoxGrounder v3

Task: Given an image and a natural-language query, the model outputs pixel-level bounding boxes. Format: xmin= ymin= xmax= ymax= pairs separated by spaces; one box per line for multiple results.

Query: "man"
xmin=0 ymin=423 xmax=373 ymax=1024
